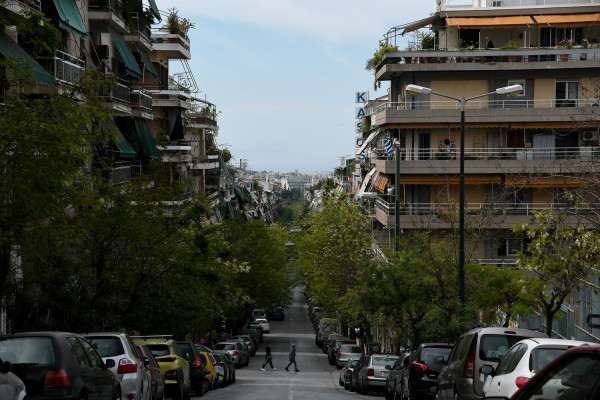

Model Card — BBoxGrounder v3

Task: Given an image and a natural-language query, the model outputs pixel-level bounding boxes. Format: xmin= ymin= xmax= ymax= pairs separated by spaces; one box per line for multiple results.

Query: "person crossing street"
xmin=261 ymin=343 xmax=275 ymax=370
xmin=284 ymin=343 xmax=299 ymax=372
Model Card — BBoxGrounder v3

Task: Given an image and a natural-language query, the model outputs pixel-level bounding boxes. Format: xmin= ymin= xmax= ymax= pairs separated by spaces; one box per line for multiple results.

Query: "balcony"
xmin=36 ymin=50 xmax=85 ymax=87
xmin=99 ymin=77 xmax=131 ymax=114
xmin=88 ymin=0 xmax=127 ymax=32
xmin=376 ymin=48 xmax=600 ymax=80
xmin=2 ymin=0 xmax=41 ymax=14
xmin=374 ymin=199 xmax=595 ymax=229
xmin=130 ymin=89 xmax=153 ymax=119
xmin=439 ymin=0 xmax=600 ymax=11
xmin=188 ymin=99 xmax=218 ymax=130
xmin=150 ymin=28 xmax=191 ymax=60
xmin=189 ymin=154 xmax=220 ymax=170
xmin=158 ymin=142 xmax=193 ymax=163
xmin=102 ymin=160 xmax=141 ymax=184
xmin=150 ymin=85 xmax=192 ymax=109
xmin=123 ymin=17 xmax=153 ymax=52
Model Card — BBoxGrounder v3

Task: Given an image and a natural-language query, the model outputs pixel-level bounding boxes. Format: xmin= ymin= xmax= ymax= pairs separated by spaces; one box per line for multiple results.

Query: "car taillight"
xmin=346 ymin=368 xmax=352 ymax=373
xmin=233 ymin=351 xmax=239 ymax=356
xmin=367 ymin=368 xmax=374 ymax=376
xmin=360 ymin=348 xmax=364 ymax=354
xmin=157 ymin=356 xmax=177 ymax=363
xmin=191 ymin=357 xmax=201 ymax=368
xmin=413 ymin=362 xmax=428 ymax=372
xmin=463 ymin=356 xmax=474 ymax=379
xmin=44 ymin=370 xmax=71 ymax=388
xmin=117 ymin=358 xmax=138 ymax=374
xmin=515 ymin=377 xmax=531 ymax=389
xmin=338 ymin=348 xmax=342 ymax=358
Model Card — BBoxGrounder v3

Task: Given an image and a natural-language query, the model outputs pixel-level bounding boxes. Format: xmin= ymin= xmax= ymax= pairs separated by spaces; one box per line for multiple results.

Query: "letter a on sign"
xmin=355 ymin=91 xmax=368 ymax=104
xmin=356 ymin=107 xmax=365 ymax=119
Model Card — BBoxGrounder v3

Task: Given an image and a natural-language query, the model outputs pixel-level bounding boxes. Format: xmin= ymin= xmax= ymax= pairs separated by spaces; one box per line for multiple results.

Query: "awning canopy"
xmin=133 ymin=119 xmax=161 ymax=160
xmin=108 ymin=26 xmax=143 ymax=80
xmin=399 ymin=174 xmax=502 ymax=185
xmin=53 ymin=0 xmax=88 ymax=39
xmin=356 ymin=130 xmax=380 ymax=156
xmin=137 ymin=46 xmax=158 ymax=79
xmin=147 ymin=0 xmax=162 ymax=21
xmin=374 ymin=174 xmax=390 ymax=193
xmin=506 ymin=175 xmax=590 ymax=187
xmin=402 ymin=14 xmax=441 ymax=35
xmin=446 ymin=15 xmax=535 ymax=29
xmin=357 ymin=168 xmax=378 ymax=199
xmin=533 ymin=13 xmax=600 ymax=27
xmin=0 ymin=35 xmax=55 ymax=86
xmin=114 ymin=130 xmax=136 ymax=158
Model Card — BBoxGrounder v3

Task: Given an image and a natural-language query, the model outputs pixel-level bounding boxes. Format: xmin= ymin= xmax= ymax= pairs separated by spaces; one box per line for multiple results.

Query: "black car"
xmin=212 ymin=351 xmax=235 ymax=387
xmin=268 ymin=307 xmax=285 ymax=321
xmin=385 ymin=352 xmax=411 ymax=400
xmin=402 ymin=343 xmax=453 ymax=400
xmin=0 ymin=331 xmax=118 ymax=400
xmin=350 ymin=355 xmax=368 ymax=392
xmin=177 ymin=341 xmax=209 ymax=397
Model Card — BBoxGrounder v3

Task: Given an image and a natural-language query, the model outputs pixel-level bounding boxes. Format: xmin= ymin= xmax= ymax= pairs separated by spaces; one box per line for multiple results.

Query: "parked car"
xmin=316 ymin=318 xmax=340 ymax=347
xmin=243 ymin=322 xmax=264 ymax=343
xmin=0 ymin=358 xmax=26 ymax=400
xmin=329 ymin=337 xmax=354 ymax=365
xmin=253 ymin=318 xmax=270 ymax=333
xmin=322 ymin=333 xmax=344 ymax=355
xmin=355 ymin=354 xmax=399 ymax=394
xmin=350 ymin=355 xmax=368 ymax=392
xmin=237 ymin=329 xmax=260 ymax=352
xmin=252 ymin=308 xmax=267 ymax=319
xmin=0 ymin=331 xmax=118 ymax=400
xmin=401 ymin=343 xmax=454 ymax=400
xmin=481 ymin=338 xmax=590 ymax=398
xmin=85 ymin=332 xmax=151 ymax=400
xmin=177 ymin=341 xmax=209 ymax=397
xmin=384 ymin=352 xmax=411 ymax=400
xmin=213 ymin=341 xmax=250 ymax=367
xmin=135 ymin=344 xmax=166 ymax=400
xmin=233 ymin=335 xmax=256 ymax=356
xmin=489 ymin=344 xmax=600 ymax=400
xmin=132 ymin=336 xmax=191 ymax=400
xmin=212 ymin=351 xmax=235 ymax=387
xmin=437 ymin=326 xmax=547 ymax=400
xmin=198 ymin=351 xmax=219 ymax=391
xmin=268 ymin=307 xmax=285 ymax=321
xmin=337 ymin=343 xmax=364 ymax=369
xmin=339 ymin=358 xmax=358 ymax=390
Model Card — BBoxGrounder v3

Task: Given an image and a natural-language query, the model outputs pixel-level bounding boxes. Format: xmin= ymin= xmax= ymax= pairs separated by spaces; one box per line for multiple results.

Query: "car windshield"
xmin=0 ymin=337 xmax=56 ymax=365
xmin=87 ymin=337 xmax=124 ymax=357
xmin=146 ymin=344 xmax=170 ymax=357
xmin=531 ymin=347 xmax=570 ymax=372
xmin=177 ymin=342 xmax=194 ymax=358
xmin=372 ymin=356 xmax=398 ymax=366
xmin=215 ymin=343 xmax=235 ymax=351
xmin=343 ymin=345 xmax=362 ymax=353
xmin=480 ymin=335 xmax=528 ymax=362
xmin=421 ymin=347 xmax=452 ymax=364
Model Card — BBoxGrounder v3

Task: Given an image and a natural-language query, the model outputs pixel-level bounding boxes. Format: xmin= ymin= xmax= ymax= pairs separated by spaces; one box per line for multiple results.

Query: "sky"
xmin=155 ymin=0 xmax=436 ymax=173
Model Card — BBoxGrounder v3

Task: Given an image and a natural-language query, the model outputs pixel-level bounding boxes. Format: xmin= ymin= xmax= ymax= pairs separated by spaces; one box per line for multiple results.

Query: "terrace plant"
xmin=499 ymin=40 xmax=520 ymax=50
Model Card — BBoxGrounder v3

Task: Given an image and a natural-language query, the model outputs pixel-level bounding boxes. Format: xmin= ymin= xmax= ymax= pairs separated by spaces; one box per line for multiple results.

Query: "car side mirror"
xmin=480 ymin=365 xmax=494 ymax=376
xmin=434 ymin=356 xmax=447 ymax=365
xmin=1 ymin=361 xmax=12 ymax=374
xmin=104 ymin=359 xmax=116 ymax=369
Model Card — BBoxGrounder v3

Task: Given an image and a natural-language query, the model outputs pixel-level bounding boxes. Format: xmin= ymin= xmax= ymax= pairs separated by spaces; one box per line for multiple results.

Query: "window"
xmin=79 ymin=338 xmax=104 ymax=368
xmin=508 ymin=80 xmax=525 ymax=97
xmin=556 ymin=81 xmax=579 ymax=107
xmin=67 ymin=336 xmax=90 ymax=367
xmin=479 ymin=335 xmax=529 ymax=362
xmin=498 ymin=238 xmax=524 ymax=256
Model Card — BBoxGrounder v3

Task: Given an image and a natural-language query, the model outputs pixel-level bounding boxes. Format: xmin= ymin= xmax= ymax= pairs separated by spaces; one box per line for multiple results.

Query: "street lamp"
xmin=405 ymin=83 xmax=523 ymax=309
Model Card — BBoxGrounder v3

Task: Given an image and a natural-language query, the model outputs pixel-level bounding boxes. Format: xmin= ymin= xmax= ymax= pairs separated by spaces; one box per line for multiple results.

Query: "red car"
xmin=136 ymin=344 xmax=165 ymax=400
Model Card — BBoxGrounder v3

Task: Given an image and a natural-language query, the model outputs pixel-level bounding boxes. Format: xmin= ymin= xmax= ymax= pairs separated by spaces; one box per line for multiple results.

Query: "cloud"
xmin=158 ymin=0 xmax=429 ymax=45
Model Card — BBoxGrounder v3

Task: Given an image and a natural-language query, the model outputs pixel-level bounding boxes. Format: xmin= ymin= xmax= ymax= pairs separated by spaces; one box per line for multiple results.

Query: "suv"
xmin=436 ymin=326 xmax=547 ymax=400
xmin=85 ymin=332 xmax=150 ymax=400
xmin=132 ymin=336 xmax=191 ymax=400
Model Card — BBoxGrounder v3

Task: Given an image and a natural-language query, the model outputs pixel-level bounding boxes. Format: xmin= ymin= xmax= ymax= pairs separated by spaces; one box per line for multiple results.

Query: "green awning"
xmin=133 ymin=119 xmax=161 ymax=160
xmin=0 ymin=35 xmax=55 ymax=86
xmin=115 ymin=130 xmax=137 ymax=158
xmin=53 ymin=0 xmax=88 ymax=39
xmin=137 ymin=46 xmax=158 ymax=79
xmin=148 ymin=0 xmax=162 ymax=21
xmin=108 ymin=26 xmax=143 ymax=80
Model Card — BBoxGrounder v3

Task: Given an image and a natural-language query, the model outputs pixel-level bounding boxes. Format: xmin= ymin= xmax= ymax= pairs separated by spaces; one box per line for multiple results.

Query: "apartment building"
xmin=361 ymin=0 xmax=600 ymax=338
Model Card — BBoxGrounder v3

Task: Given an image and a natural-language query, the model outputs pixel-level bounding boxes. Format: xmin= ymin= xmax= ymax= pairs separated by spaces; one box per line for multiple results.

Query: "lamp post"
xmin=405 ymin=83 xmax=523 ymax=309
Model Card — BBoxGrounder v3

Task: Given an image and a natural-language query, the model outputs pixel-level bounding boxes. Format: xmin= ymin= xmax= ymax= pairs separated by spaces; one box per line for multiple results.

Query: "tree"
xmin=513 ymin=210 xmax=600 ymax=336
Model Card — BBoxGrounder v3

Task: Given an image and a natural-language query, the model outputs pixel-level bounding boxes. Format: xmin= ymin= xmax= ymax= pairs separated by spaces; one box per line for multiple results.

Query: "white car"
xmin=482 ymin=338 xmax=590 ymax=398
xmin=254 ymin=318 xmax=270 ymax=333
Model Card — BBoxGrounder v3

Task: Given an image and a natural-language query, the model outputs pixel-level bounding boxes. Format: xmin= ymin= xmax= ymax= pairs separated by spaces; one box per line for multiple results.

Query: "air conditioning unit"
xmin=96 ymin=45 xmax=109 ymax=59
xmin=583 ymin=131 xmax=599 ymax=141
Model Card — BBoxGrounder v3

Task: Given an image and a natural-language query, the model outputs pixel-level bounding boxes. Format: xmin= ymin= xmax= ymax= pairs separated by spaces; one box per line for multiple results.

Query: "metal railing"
xmin=102 ymin=160 xmax=141 ymax=184
xmin=150 ymin=28 xmax=191 ymax=52
xmin=376 ymin=146 xmax=600 ymax=161
xmin=375 ymin=200 xmax=597 ymax=217
xmin=88 ymin=0 xmax=123 ymax=14
xmin=98 ymin=77 xmax=131 ymax=104
xmin=131 ymin=89 xmax=152 ymax=111
xmin=4 ymin=0 xmax=41 ymax=13
xmin=440 ymin=0 xmax=600 ymax=9
xmin=36 ymin=51 xmax=86 ymax=87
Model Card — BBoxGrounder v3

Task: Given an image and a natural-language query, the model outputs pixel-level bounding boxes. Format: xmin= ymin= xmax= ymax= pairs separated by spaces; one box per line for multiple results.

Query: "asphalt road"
xmin=195 ymin=286 xmax=375 ymax=399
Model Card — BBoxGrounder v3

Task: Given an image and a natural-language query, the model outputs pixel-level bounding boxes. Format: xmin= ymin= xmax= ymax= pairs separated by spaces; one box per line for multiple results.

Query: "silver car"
xmin=85 ymin=332 xmax=151 ymax=400
xmin=0 ymin=361 xmax=26 ymax=400
xmin=233 ymin=335 xmax=255 ymax=356
xmin=356 ymin=354 xmax=399 ymax=395
xmin=337 ymin=343 xmax=363 ymax=369
xmin=213 ymin=341 xmax=250 ymax=367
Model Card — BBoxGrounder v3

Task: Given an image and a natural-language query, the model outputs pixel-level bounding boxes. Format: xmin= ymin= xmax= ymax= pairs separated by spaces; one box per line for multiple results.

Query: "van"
xmin=436 ymin=326 xmax=547 ymax=400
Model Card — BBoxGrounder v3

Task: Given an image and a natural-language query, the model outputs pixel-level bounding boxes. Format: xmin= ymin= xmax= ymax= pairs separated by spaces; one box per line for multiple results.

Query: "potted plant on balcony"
xmin=161 ymin=7 xmax=195 ymax=39
xmin=556 ymin=39 xmax=572 ymax=61
xmin=499 ymin=40 xmax=520 ymax=61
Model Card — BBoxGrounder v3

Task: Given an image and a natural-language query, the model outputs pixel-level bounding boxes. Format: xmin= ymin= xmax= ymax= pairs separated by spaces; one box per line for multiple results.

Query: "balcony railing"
xmin=131 ymin=89 xmax=152 ymax=111
xmin=3 ymin=0 xmax=41 ymax=13
xmin=89 ymin=0 xmax=124 ymax=14
xmin=376 ymin=200 xmax=597 ymax=216
xmin=150 ymin=28 xmax=191 ymax=52
xmin=99 ymin=77 xmax=131 ymax=104
xmin=439 ymin=0 xmax=600 ymax=10
xmin=36 ymin=50 xmax=85 ymax=87
xmin=375 ymin=146 xmax=600 ymax=161
xmin=102 ymin=160 xmax=141 ymax=184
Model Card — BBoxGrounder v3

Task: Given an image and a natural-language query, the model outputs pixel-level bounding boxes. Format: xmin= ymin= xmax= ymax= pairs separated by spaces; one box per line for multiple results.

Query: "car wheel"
xmin=203 ymin=379 xmax=210 ymax=394
xmin=184 ymin=384 xmax=191 ymax=400
xmin=344 ymin=380 xmax=350 ymax=390
xmin=196 ymin=379 xmax=205 ymax=398
xmin=113 ymin=386 xmax=121 ymax=400
xmin=385 ymin=384 xmax=393 ymax=400
xmin=174 ymin=376 xmax=184 ymax=400
xmin=339 ymin=376 xmax=344 ymax=386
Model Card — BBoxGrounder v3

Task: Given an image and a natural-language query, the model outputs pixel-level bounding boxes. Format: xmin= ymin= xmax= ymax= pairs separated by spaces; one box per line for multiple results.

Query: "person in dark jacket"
xmin=284 ymin=343 xmax=299 ymax=372
xmin=261 ymin=343 xmax=275 ymax=370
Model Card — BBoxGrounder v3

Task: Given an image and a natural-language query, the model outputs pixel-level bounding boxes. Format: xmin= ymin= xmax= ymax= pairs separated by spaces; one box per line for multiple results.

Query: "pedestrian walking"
xmin=284 ymin=343 xmax=299 ymax=372
xmin=261 ymin=343 xmax=275 ymax=370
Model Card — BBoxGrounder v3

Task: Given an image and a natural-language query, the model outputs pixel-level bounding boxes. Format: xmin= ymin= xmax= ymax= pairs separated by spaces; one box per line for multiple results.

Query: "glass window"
xmin=421 ymin=347 xmax=452 ymax=364
xmin=0 ymin=337 xmax=56 ymax=365
xmin=79 ymin=338 xmax=104 ymax=368
xmin=505 ymin=344 xmax=528 ymax=374
xmin=372 ymin=356 xmax=399 ymax=366
xmin=555 ymin=81 xmax=579 ymax=108
xmin=146 ymin=344 xmax=170 ymax=357
xmin=480 ymin=335 xmax=527 ymax=362
xmin=495 ymin=344 xmax=520 ymax=375
xmin=531 ymin=347 xmax=569 ymax=372
xmin=87 ymin=337 xmax=124 ymax=357
xmin=508 ymin=80 xmax=525 ymax=97
xmin=67 ymin=337 xmax=90 ymax=367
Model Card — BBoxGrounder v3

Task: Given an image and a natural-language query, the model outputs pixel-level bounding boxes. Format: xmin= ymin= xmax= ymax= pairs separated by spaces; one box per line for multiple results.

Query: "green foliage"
xmin=365 ymin=44 xmax=399 ymax=71
xmin=513 ymin=210 xmax=600 ymax=336
xmin=222 ymin=148 xmax=232 ymax=163
xmin=499 ymin=40 xmax=519 ymax=50
xmin=162 ymin=7 xmax=196 ymax=39
xmin=421 ymin=34 xmax=435 ymax=50
xmin=9 ymin=11 xmax=62 ymax=56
